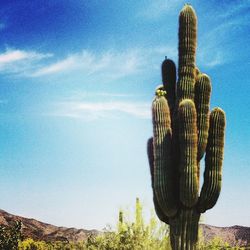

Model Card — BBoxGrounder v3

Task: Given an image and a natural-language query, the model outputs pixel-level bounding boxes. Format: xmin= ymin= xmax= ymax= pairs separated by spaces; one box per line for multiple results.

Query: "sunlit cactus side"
xmin=147 ymin=4 xmax=226 ymax=250
xmin=147 ymin=137 xmax=169 ymax=223
xmin=177 ymin=4 xmax=197 ymax=102
xmin=178 ymin=99 xmax=199 ymax=207
xmin=195 ymin=74 xmax=211 ymax=161
xmin=152 ymin=94 xmax=178 ymax=217
xmin=198 ymin=108 xmax=226 ymax=213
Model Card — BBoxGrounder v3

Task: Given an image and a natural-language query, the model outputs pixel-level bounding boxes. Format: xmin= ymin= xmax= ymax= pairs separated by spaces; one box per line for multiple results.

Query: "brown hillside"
xmin=0 ymin=209 xmax=250 ymax=247
xmin=200 ymin=224 xmax=250 ymax=247
xmin=0 ymin=209 xmax=98 ymax=242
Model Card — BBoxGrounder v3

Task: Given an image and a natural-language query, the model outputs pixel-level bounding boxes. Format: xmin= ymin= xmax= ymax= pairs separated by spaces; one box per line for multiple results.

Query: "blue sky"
xmin=0 ymin=0 xmax=250 ymax=230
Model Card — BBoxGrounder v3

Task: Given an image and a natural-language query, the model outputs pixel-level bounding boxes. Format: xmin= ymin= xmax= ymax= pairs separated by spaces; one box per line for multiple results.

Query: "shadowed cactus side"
xmin=147 ymin=4 xmax=226 ymax=250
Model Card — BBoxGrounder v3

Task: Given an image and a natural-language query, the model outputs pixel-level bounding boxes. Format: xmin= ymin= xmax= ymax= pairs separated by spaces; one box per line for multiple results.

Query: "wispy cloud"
xmin=0 ymin=46 xmax=172 ymax=80
xmin=30 ymin=45 xmax=179 ymax=80
xmin=0 ymin=49 xmax=51 ymax=64
xmin=197 ymin=20 xmax=243 ymax=68
xmin=48 ymin=100 xmax=151 ymax=120
xmin=199 ymin=51 xmax=224 ymax=68
xmin=64 ymin=91 xmax=139 ymax=101
xmin=0 ymin=48 xmax=53 ymax=75
xmin=197 ymin=0 xmax=250 ymax=68
xmin=31 ymin=49 xmax=145 ymax=79
xmin=32 ymin=56 xmax=76 ymax=76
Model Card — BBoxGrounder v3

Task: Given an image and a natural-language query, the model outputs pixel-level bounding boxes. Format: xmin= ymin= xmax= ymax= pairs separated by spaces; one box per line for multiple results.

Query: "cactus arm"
xmin=178 ymin=99 xmax=199 ymax=207
xmin=162 ymin=58 xmax=176 ymax=116
xmin=177 ymin=4 xmax=197 ymax=102
xmin=152 ymin=96 xmax=178 ymax=217
xmin=147 ymin=137 xmax=169 ymax=224
xmin=198 ymin=108 xmax=226 ymax=213
xmin=195 ymin=74 xmax=212 ymax=161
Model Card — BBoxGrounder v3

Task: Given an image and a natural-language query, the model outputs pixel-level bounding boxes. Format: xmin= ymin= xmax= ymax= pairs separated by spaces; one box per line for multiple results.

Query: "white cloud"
xmin=0 ymin=49 xmax=53 ymax=76
xmin=0 ymin=46 xmax=172 ymax=80
xmin=0 ymin=50 xmax=28 ymax=63
xmin=0 ymin=49 xmax=52 ymax=64
xmin=31 ymin=49 xmax=146 ymax=79
xmin=0 ymin=45 xmax=177 ymax=80
xmin=30 ymin=45 xmax=179 ymax=80
xmin=49 ymin=101 xmax=151 ymax=120
xmin=199 ymin=51 xmax=224 ymax=68
xmin=32 ymin=56 xmax=76 ymax=76
xmin=64 ymin=91 xmax=138 ymax=101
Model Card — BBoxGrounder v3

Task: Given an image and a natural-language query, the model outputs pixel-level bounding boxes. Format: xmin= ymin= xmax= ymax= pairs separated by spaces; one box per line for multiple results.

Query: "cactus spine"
xmin=148 ymin=4 xmax=226 ymax=250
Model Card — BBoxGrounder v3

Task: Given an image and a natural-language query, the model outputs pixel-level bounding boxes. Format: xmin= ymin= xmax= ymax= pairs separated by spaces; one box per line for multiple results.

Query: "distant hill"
xmin=0 ymin=209 xmax=250 ymax=247
xmin=0 ymin=209 xmax=98 ymax=243
xmin=200 ymin=223 xmax=250 ymax=247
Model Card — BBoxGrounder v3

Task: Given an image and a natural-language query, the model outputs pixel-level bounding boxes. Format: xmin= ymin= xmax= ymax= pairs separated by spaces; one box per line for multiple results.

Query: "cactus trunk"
xmin=169 ymin=209 xmax=200 ymax=250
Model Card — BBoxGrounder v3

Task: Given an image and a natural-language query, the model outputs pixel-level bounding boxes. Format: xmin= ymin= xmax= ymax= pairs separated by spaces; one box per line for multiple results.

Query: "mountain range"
xmin=0 ymin=209 xmax=98 ymax=243
xmin=0 ymin=209 xmax=249 ymax=247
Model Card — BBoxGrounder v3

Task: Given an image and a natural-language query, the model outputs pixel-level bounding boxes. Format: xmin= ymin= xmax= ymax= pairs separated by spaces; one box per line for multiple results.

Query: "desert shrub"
xmin=0 ymin=221 xmax=22 ymax=250
xmin=199 ymin=236 xmax=245 ymax=250
xmin=19 ymin=239 xmax=85 ymax=250
xmin=85 ymin=198 xmax=171 ymax=250
xmin=18 ymin=238 xmax=68 ymax=250
xmin=19 ymin=238 xmax=49 ymax=250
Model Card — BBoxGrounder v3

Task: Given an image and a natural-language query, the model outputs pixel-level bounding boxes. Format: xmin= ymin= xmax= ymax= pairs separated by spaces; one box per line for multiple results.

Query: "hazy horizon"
xmin=0 ymin=0 xmax=249 ymax=230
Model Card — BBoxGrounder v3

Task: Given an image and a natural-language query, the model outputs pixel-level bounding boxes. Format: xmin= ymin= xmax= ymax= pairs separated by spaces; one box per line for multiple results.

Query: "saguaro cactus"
xmin=147 ymin=4 xmax=226 ymax=250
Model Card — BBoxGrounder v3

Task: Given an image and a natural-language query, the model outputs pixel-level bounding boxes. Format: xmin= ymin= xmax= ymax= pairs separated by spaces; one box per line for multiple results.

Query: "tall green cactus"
xmin=147 ymin=4 xmax=226 ymax=250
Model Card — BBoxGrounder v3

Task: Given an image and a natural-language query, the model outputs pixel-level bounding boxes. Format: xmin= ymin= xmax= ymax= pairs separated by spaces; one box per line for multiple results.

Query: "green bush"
xmin=85 ymin=198 xmax=171 ymax=250
xmin=0 ymin=221 xmax=22 ymax=250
